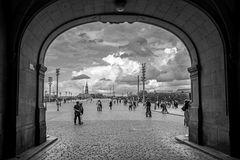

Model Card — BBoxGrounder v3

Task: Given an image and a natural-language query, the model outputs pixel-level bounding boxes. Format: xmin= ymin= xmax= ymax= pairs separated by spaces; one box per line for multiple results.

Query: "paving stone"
xmin=33 ymin=100 xmax=217 ymax=160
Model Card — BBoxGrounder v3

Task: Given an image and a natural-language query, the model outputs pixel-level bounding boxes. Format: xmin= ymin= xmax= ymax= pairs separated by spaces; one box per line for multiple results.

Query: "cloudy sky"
xmin=44 ymin=22 xmax=191 ymax=96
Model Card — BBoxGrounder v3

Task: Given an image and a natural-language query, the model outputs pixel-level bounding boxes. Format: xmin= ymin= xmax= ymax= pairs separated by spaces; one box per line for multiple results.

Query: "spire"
xmin=85 ymin=81 xmax=89 ymax=94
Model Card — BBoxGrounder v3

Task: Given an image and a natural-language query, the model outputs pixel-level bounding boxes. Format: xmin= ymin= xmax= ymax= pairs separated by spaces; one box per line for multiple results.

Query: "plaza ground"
xmin=31 ymin=99 xmax=217 ymax=160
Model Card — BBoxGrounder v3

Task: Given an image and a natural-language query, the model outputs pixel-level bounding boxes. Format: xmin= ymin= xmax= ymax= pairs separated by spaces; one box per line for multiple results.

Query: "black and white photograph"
xmin=0 ymin=0 xmax=240 ymax=159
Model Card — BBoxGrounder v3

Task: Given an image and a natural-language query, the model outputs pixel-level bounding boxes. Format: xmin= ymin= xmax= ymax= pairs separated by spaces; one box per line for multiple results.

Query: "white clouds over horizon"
xmin=44 ymin=22 xmax=191 ymax=95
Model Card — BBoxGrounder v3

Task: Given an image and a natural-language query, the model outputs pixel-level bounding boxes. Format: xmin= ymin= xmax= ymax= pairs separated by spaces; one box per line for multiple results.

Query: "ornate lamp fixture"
xmin=115 ymin=0 xmax=127 ymax=12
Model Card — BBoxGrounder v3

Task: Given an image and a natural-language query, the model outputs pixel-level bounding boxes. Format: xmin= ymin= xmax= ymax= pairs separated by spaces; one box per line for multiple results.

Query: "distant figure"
xmin=74 ymin=101 xmax=84 ymax=125
xmin=124 ymin=99 xmax=127 ymax=106
xmin=182 ymin=100 xmax=190 ymax=127
xmin=161 ymin=102 xmax=168 ymax=114
xmin=109 ymin=100 xmax=113 ymax=110
xmin=173 ymin=100 xmax=178 ymax=109
xmin=96 ymin=100 xmax=102 ymax=111
xmin=128 ymin=100 xmax=132 ymax=111
xmin=56 ymin=99 xmax=61 ymax=111
xmin=156 ymin=100 xmax=160 ymax=109
xmin=154 ymin=101 xmax=157 ymax=110
xmin=145 ymin=98 xmax=152 ymax=117
xmin=133 ymin=101 xmax=137 ymax=111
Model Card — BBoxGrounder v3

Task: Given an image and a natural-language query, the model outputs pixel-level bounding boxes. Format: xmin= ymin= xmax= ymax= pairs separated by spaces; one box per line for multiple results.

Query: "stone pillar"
xmin=35 ymin=64 xmax=47 ymax=145
xmin=188 ymin=65 xmax=203 ymax=145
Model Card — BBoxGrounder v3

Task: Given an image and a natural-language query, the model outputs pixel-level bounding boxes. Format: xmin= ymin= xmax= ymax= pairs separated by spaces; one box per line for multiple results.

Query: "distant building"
xmin=85 ymin=82 xmax=89 ymax=94
xmin=78 ymin=82 xmax=91 ymax=99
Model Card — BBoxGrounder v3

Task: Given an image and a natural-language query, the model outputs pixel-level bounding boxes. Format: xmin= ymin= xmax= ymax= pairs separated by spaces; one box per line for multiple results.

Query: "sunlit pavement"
xmin=33 ymin=99 xmax=216 ymax=160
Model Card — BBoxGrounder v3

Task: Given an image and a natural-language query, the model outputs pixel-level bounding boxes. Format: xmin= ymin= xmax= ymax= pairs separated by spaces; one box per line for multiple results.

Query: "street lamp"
xmin=114 ymin=0 xmax=127 ymax=12
xmin=48 ymin=77 xmax=53 ymax=102
xmin=56 ymin=68 xmax=60 ymax=98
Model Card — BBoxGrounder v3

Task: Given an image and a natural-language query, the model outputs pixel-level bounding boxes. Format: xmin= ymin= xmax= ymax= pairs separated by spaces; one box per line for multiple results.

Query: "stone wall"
xmin=0 ymin=0 xmax=238 ymax=158
xmin=0 ymin=3 xmax=6 ymax=158
xmin=16 ymin=52 xmax=38 ymax=154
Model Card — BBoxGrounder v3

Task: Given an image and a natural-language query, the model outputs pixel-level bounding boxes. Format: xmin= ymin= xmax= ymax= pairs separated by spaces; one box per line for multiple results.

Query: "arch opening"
xmin=43 ymin=20 xmax=192 ymax=118
xmin=15 ymin=0 xmax=229 ymax=157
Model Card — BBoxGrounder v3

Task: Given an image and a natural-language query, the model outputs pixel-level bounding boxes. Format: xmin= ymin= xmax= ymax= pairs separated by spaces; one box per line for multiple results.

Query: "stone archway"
xmin=16 ymin=0 xmax=228 ymax=156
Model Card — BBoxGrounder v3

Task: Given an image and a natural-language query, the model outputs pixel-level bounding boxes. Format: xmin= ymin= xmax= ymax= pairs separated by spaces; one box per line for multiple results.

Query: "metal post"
xmin=141 ymin=63 xmax=146 ymax=105
xmin=113 ymin=84 xmax=115 ymax=97
xmin=56 ymin=68 xmax=60 ymax=98
xmin=48 ymin=77 xmax=53 ymax=102
xmin=137 ymin=75 xmax=139 ymax=105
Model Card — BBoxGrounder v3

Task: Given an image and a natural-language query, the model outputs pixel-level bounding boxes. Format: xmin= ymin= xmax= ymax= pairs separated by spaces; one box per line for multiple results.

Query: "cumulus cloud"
xmin=44 ymin=22 xmax=191 ymax=95
xmin=100 ymin=78 xmax=112 ymax=81
xmin=71 ymin=74 xmax=90 ymax=80
xmin=118 ymin=37 xmax=155 ymax=58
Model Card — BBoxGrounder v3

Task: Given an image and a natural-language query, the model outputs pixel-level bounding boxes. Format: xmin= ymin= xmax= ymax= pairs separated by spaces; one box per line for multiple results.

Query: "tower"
xmin=85 ymin=82 xmax=89 ymax=94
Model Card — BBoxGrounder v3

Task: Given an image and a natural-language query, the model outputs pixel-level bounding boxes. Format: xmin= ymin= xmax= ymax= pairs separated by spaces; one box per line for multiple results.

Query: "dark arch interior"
xmin=1 ymin=0 xmax=240 ymax=159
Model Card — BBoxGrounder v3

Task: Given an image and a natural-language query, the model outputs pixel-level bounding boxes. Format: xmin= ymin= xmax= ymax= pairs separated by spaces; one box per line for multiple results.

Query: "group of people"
xmin=55 ymin=98 xmax=76 ymax=111
xmin=153 ymin=100 xmax=179 ymax=114
xmin=128 ymin=100 xmax=137 ymax=111
xmin=95 ymin=99 xmax=113 ymax=111
xmin=72 ymin=98 xmax=191 ymax=135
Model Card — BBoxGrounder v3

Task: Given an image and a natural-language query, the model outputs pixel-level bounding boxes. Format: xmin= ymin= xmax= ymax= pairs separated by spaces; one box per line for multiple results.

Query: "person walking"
xmin=128 ymin=100 xmax=132 ymax=111
xmin=56 ymin=98 xmax=60 ymax=111
xmin=173 ymin=100 xmax=178 ymax=109
xmin=109 ymin=100 xmax=113 ymax=110
xmin=182 ymin=99 xmax=190 ymax=136
xmin=161 ymin=101 xmax=168 ymax=114
xmin=133 ymin=101 xmax=137 ymax=111
xmin=154 ymin=101 xmax=157 ymax=110
xmin=74 ymin=101 xmax=84 ymax=125
xmin=145 ymin=98 xmax=152 ymax=117
xmin=96 ymin=100 xmax=102 ymax=111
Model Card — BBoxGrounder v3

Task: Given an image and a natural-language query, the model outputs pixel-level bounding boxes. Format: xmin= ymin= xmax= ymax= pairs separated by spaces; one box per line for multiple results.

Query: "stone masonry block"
xmin=144 ymin=0 xmax=160 ymax=15
xmin=135 ymin=0 xmax=148 ymax=13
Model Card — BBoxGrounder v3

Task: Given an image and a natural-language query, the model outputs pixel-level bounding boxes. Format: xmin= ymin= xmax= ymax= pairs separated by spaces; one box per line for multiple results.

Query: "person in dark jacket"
xmin=146 ymin=98 xmax=152 ymax=117
xmin=74 ymin=101 xmax=84 ymax=125
xmin=109 ymin=100 xmax=113 ymax=110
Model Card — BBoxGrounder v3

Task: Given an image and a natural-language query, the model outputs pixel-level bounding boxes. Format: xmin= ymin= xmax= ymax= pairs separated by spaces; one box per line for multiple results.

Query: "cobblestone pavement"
xmin=34 ymin=99 xmax=216 ymax=160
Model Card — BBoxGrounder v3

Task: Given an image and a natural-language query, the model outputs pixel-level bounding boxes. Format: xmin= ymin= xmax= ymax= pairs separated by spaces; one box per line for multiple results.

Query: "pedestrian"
xmin=157 ymin=100 xmax=160 ymax=109
xmin=56 ymin=98 xmax=60 ymax=111
xmin=124 ymin=99 xmax=127 ymax=106
xmin=133 ymin=101 xmax=137 ymax=111
xmin=74 ymin=101 xmax=84 ymax=125
xmin=174 ymin=100 xmax=178 ymax=109
xmin=109 ymin=100 xmax=113 ymax=110
xmin=182 ymin=99 xmax=190 ymax=136
xmin=96 ymin=100 xmax=101 ymax=111
xmin=145 ymin=98 xmax=152 ymax=117
xmin=161 ymin=101 xmax=168 ymax=114
xmin=128 ymin=100 xmax=132 ymax=111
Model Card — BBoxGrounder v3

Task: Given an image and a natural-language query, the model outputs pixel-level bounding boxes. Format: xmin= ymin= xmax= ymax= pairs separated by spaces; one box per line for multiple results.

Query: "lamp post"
xmin=56 ymin=68 xmax=60 ymax=98
xmin=44 ymin=90 xmax=48 ymax=108
xmin=45 ymin=90 xmax=47 ymax=102
xmin=141 ymin=63 xmax=146 ymax=105
xmin=137 ymin=75 xmax=139 ymax=105
xmin=48 ymin=77 xmax=53 ymax=102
